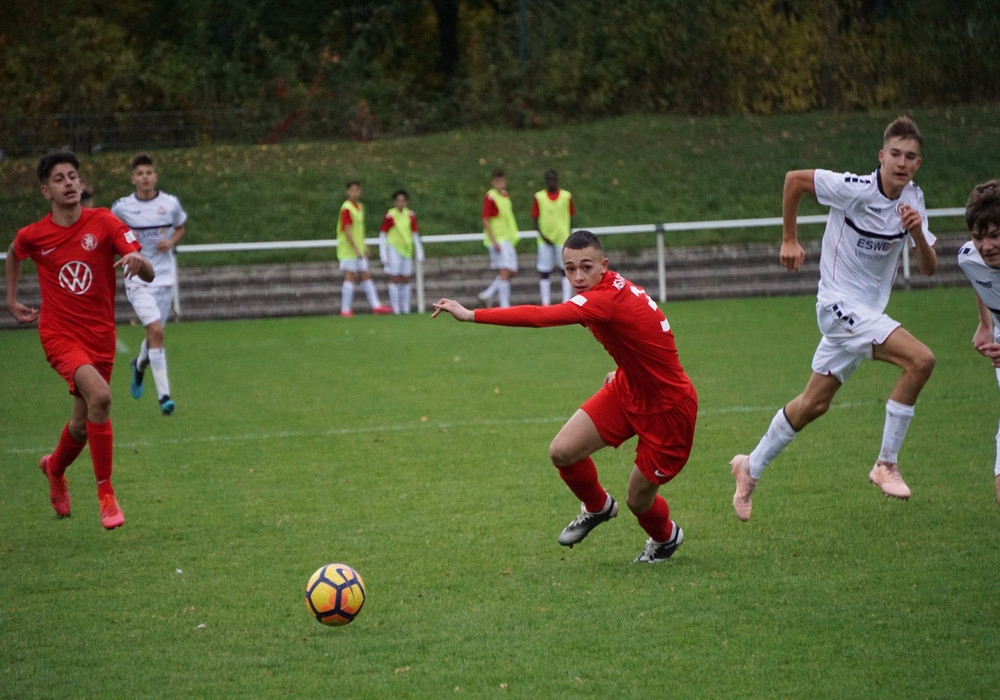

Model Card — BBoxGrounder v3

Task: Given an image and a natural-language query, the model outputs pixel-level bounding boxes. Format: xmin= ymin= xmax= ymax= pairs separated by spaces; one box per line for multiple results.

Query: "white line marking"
xmin=5 ymin=394 xmax=991 ymax=457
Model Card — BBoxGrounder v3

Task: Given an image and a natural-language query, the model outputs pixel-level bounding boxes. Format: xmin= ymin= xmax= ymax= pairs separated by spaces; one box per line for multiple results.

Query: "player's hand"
xmin=779 ymin=240 xmax=806 ymax=271
xmin=432 ymin=298 xmax=474 ymax=322
xmin=898 ymin=203 xmax=923 ymax=237
xmin=7 ymin=300 xmax=40 ymax=324
xmin=976 ymin=341 xmax=1000 ymax=368
xmin=115 ymin=252 xmax=152 ymax=281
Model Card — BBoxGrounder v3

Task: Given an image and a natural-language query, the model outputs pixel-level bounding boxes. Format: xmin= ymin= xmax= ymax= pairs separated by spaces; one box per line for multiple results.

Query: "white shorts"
xmin=384 ymin=247 xmax=413 ymax=277
xmin=536 ymin=242 xmax=564 ymax=274
xmin=811 ymin=301 xmax=901 ymax=383
xmin=489 ymin=240 xmax=518 ymax=272
xmin=339 ymin=257 xmax=370 ymax=274
xmin=127 ymin=284 xmax=174 ymax=327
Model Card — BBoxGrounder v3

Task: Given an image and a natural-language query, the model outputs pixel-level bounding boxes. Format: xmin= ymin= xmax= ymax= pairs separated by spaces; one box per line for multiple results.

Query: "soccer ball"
xmin=305 ymin=563 xmax=366 ymax=626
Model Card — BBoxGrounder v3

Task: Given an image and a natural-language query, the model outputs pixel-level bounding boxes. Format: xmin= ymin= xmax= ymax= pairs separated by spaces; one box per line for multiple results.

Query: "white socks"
xmin=341 ymin=281 xmax=355 ymax=314
xmin=148 ymin=347 xmax=170 ymax=400
xmin=878 ymin=400 xmax=914 ymax=464
xmin=497 ymin=280 xmax=511 ymax=308
xmin=748 ymin=409 xmax=798 ymax=479
xmin=539 ymin=279 xmax=551 ymax=306
xmin=362 ymin=279 xmax=382 ymax=309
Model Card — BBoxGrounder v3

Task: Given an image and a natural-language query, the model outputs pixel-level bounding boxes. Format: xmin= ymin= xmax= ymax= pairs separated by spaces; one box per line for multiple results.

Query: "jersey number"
xmin=629 ymin=285 xmax=671 ymax=332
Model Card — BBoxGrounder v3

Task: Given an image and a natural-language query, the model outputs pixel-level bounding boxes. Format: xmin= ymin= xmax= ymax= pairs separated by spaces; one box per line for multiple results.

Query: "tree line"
xmin=1 ymin=0 xmax=997 ymax=155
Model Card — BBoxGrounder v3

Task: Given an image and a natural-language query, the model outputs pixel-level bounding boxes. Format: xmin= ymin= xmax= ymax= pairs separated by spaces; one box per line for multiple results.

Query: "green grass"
xmin=2 ymin=286 xmax=999 ymax=698
xmin=2 ymin=106 xmax=999 ymax=265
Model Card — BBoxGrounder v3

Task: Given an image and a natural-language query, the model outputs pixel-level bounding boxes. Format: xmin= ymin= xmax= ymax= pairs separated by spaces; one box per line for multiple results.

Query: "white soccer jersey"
xmin=112 ymin=191 xmax=187 ymax=288
xmin=813 ymin=168 xmax=936 ymax=315
xmin=958 ymin=242 xmax=1000 ymax=340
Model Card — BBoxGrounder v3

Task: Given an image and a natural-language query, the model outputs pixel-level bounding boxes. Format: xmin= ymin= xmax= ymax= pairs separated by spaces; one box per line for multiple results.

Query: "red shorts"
xmin=43 ymin=336 xmax=114 ymax=395
xmin=581 ymin=381 xmax=697 ymax=485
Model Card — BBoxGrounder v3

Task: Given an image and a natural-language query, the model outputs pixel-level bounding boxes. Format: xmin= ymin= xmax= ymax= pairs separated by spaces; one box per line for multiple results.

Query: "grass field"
xmin=2 ymin=285 xmax=998 ymax=698
xmin=2 ymin=106 xmax=999 ymax=265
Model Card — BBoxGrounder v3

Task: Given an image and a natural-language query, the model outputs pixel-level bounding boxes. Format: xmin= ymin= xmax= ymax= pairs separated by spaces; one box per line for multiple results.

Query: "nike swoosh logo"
xmin=42 ymin=248 xmax=57 ymax=255
xmin=654 ymin=470 xmax=670 ymax=478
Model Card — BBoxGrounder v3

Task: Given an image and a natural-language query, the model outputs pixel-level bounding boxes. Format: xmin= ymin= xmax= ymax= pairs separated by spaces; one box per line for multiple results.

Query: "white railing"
xmin=2 ymin=209 xmax=967 ymax=314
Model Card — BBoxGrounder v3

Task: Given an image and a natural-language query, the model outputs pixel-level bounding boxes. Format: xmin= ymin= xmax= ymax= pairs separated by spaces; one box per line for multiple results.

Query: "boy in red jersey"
xmin=6 ymin=151 xmax=154 ymax=529
xmin=433 ymin=230 xmax=697 ymax=563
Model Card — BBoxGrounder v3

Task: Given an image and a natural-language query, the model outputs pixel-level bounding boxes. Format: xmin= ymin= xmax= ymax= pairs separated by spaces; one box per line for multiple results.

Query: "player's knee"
xmin=912 ymin=348 xmax=936 ymax=382
xmin=87 ymin=388 xmax=112 ymax=418
xmin=548 ymin=439 xmax=574 ymax=468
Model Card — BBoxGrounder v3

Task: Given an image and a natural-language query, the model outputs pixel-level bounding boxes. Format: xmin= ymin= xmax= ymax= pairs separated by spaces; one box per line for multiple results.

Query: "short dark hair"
xmin=346 ymin=180 xmax=361 ymax=189
xmin=392 ymin=189 xmax=408 ymax=200
xmin=564 ymin=229 xmax=602 ymax=254
xmin=491 ymin=169 xmax=505 ymax=179
xmin=131 ymin=153 xmax=154 ymax=170
xmin=884 ymin=115 xmax=922 ymax=148
xmin=36 ymin=151 xmax=79 ymax=183
xmin=966 ymin=180 xmax=1000 ymax=237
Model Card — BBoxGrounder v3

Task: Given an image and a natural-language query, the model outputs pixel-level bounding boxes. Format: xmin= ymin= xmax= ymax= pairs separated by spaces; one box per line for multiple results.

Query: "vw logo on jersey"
xmin=81 ymin=233 xmax=98 ymax=251
xmin=58 ymin=261 xmax=93 ymax=295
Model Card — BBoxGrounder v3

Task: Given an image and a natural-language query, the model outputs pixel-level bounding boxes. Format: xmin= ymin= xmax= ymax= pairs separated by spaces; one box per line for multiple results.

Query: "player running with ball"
xmin=433 ymin=230 xmax=697 ymax=563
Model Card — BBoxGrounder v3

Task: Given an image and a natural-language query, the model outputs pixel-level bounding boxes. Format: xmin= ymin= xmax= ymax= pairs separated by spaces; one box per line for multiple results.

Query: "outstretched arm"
xmin=432 ymin=298 xmax=475 ymax=322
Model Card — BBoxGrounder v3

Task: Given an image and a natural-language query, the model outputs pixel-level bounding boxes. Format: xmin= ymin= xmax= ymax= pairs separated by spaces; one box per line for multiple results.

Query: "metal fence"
xmin=169 ymin=209 xmax=968 ymax=313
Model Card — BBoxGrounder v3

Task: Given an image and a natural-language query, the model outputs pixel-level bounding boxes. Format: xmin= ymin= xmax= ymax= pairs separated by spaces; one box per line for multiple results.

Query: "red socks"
xmin=86 ymin=420 xmax=115 ymax=498
xmin=557 ymin=457 xmax=608 ymax=513
xmin=636 ymin=495 xmax=672 ymax=542
xmin=48 ymin=423 xmax=86 ymax=477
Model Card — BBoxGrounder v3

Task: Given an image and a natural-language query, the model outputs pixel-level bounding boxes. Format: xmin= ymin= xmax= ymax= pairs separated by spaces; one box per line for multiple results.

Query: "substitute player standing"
xmin=112 ymin=153 xmax=186 ymax=415
xmin=533 ymin=169 xmax=575 ymax=305
xmin=731 ymin=115 xmax=937 ymax=520
xmin=379 ymin=189 xmax=424 ymax=314
xmin=957 ymin=180 xmax=1000 ymax=509
xmin=337 ymin=180 xmax=391 ymax=317
xmin=478 ymin=169 xmax=519 ymax=308
xmin=6 ymin=150 xmax=154 ymax=529
xmin=434 ymin=230 xmax=697 ymax=563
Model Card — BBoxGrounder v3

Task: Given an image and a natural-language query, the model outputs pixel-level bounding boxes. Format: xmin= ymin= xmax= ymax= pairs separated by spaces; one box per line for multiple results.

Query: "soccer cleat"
xmin=159 ymin=395 xmax=176 ymax=416
xmin=339 ymin=310 xmax=354 ymax=318
xmin=99 ymin=494 xmax=125 ymax=529
xmin=40 ymin=454 xmax=71 ymax=517
xmin=129 ymin=358 xmax=145 ymax=399
xmin=869 ymin=460 xmax=911 ymax=499
xmin=558 ymin=496 xmax=618 ymax=547
xmin=634 ymin=522 xmax=684 ymax=563
xmin=731 ymin=454 xmax=757 ymax=521
xmin=372 ymin=305 xmax=393 ymax=315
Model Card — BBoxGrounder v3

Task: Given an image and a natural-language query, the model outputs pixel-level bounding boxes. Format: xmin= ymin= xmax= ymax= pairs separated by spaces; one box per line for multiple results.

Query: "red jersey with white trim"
xmin=12 ymin=207 xmax=139 ymax=352
xmin=474 ymin=269 xmax=693 ymax=413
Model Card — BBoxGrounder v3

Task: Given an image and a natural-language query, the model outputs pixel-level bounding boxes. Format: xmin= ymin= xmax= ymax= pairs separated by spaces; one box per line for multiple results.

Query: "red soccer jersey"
xmin=12 ymin=207 xmax=139 ymax=353
xmin=474 ymin=270 xmax=693 ymax=413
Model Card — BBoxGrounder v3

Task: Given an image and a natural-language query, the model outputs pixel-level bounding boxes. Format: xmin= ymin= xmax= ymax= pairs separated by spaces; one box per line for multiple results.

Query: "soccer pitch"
xmin=2 ymin=287 xmax=998 ymax=698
